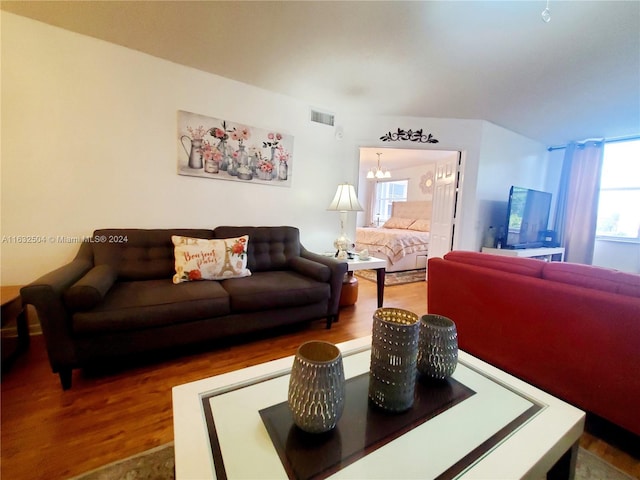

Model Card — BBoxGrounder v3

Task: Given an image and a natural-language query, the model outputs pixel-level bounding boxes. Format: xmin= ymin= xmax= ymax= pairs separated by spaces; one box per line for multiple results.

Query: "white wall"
xmin=1 ymin=13 xmax=555 ymax=285
xmin=405 ymin=163 xmax=437 ymax=202
xmin=1 ymin=13 xmax=347 ymax=285
xmin=475 ymin=122 xmax=554 ymax=245
xmin=593 ymin=240 xmax=640 ymax=273
xmin=346 ymin=114 xmax=485 ymax=252
xmin=344 ymin=115 xmax=550 ymax=252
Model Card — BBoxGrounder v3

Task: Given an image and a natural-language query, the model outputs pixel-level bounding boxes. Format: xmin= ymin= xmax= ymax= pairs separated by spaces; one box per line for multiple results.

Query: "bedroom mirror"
xmin=356 ymin=147 xmax=460 ymax=274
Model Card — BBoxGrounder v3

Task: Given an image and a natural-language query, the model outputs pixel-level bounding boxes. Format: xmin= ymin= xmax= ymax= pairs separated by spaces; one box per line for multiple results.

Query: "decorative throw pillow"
xmin=408 ymin=219 xmax=431 ymax=232
xmin=382 ymin=217 xmax=415 ymax=229
xmin=172 ymin=235 xmax=251 ymax=284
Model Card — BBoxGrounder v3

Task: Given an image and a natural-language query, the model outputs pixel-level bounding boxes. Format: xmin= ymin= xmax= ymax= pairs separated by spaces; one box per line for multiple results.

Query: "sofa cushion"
xmin=64 ymin=265 xmax=118 ymax=312
xmin=92 ymin=229 xmax=216 ymax=281
xmin=221 ymin=271 xmax=330 ymax=312
xmin=542 ymin=262 xmax=640 ymax=297
xmin=172 ymin=235 xmax=251 ymax=283
xmin=213 ymin=226 xmax=302 ymax=272
xmin=444 ymin=251 xmax=545 ymax=278
xmin=614 ymin=271 xmax=640 ymax=298
xmin=72 ymin=279 xmax=230 ymax=334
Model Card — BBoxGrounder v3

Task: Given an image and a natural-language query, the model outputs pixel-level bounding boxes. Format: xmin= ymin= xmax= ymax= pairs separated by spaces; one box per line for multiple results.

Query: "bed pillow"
xmin=172 ymin=235 xmax=251 ymax=284
xmin=382 ymin=217 xmax=415 ymax=229
xmin=408 ymin=219 xmax=431 ymax=232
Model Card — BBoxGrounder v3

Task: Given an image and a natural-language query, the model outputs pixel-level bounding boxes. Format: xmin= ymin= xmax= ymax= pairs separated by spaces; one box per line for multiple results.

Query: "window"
xmin=596 ymin=139 xmax=640 ymax=241
xmin=374 ymin=180 xmax=408 ymax=225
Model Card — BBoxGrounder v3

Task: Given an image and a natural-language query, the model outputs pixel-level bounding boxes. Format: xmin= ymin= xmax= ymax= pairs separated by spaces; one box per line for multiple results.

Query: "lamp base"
xmin=334 ymin=234 xmax=355 ymax=260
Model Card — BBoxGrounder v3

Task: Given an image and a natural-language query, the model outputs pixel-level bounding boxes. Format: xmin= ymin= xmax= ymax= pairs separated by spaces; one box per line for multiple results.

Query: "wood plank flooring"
xmin=1 ymin=280 xmax=638 ymax=479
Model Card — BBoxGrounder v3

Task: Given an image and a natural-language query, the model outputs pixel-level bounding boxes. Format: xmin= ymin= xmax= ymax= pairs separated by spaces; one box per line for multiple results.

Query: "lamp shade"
xmin=327 ymin=183 xmax=364 ymax=212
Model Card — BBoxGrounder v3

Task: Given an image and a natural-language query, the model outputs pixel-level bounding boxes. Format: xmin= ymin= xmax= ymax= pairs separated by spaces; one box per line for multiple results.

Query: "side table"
xmin=345 ymin=256 xmax=386 ymax=308
xmin=1 ymin=286 xmax=30 ymax=369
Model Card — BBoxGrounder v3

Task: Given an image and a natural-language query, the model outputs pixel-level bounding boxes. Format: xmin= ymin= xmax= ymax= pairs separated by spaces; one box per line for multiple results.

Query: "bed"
xmin=355 ymin=201 xmax=431 ymax=273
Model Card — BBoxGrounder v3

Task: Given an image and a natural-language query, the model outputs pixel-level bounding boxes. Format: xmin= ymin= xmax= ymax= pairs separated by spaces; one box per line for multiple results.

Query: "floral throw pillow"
xmin=172 ymin=235 xmax=251 ymax=284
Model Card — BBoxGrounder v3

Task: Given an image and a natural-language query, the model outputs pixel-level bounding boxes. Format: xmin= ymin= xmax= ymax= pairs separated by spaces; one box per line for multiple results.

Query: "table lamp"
xmin=327 ymin=183 xmax=364 ymax=258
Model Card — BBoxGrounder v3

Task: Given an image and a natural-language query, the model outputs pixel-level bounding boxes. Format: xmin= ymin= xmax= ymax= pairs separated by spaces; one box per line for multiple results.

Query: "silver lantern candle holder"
xmin=288 ymin=340 xmax=346 ymax=434
xmin=368 ymin=307 xmax=420 ymax=412
xmin=417 ymin=314 xmax=458 ymax=380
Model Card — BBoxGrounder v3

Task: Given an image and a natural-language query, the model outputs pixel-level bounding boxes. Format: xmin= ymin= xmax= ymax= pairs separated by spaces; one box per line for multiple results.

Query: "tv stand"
xmin=481 ymin=246 xmax=565 ymax=262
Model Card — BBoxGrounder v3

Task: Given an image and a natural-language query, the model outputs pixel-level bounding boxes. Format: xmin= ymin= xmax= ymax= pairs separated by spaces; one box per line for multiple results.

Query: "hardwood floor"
xmin=1 ymin=279 xmax=638 ymax=479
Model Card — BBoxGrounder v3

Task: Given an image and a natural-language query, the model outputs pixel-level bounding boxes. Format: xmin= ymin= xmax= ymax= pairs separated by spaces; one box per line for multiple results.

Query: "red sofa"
xmin=427 ymin=251 xmax=640 ymax=436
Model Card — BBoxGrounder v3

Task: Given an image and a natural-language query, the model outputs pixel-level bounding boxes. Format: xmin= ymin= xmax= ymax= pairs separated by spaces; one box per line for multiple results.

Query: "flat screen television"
xmin=504 ymin=186 xmax=552 ymax=249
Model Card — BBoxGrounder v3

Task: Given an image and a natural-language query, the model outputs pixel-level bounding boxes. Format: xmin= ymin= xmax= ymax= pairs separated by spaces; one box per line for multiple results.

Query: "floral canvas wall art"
xmin=177 ymin=110 xmax=293 ymax=187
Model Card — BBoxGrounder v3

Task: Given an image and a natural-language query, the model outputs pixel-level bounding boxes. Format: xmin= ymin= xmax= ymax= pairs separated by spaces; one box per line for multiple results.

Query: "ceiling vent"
xmin=310 ymin=109 xmax=335 ymax=127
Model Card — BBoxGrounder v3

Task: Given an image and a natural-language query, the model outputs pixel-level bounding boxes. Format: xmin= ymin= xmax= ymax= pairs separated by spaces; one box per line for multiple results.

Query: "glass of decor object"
xmin=418 ymin=314 xmax=458 ymax=380
xmin=288 ymin=341 xmax=345 ymax=434
xmin=368 ymin=307 xmax=420 ymax=412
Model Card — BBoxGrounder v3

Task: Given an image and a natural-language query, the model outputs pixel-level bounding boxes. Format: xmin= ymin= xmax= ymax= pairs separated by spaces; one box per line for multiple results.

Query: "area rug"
xmin=355 ymin=268 xmax=426 ymax=286
xmin=70 ymin=443 xmax=635 ymax=480
xmin=69 ymin=443 xmax=175 ymax=480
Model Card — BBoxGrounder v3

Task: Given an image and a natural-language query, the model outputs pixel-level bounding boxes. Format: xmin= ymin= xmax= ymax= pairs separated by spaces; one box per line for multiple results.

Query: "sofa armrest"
xmin=20 ymin=242 xmax=94 ymax=375
xmin=289 ymin=256 xmax=331 ymax=282
xmin=300 ymin=248 xmax=348 ymax=317
xmin=63 ymin=264 xmax=117 ymax=311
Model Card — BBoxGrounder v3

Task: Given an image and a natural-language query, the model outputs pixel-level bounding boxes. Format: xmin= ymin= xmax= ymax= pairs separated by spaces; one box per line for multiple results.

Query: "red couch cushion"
xmin=542 ymin=262 xmax=627 ymax=294
xmin=443 ymin=251 xmax=545 ymax=278
xmin=614 ymin=271 xmax=640 ymax=298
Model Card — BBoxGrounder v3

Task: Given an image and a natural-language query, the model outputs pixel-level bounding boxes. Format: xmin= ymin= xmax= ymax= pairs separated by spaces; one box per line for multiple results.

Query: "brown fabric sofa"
xmin=21 ymin=226 xmax=347 ymax=389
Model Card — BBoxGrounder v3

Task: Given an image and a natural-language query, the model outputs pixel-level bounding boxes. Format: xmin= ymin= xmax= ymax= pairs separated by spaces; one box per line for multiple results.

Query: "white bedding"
xmin=355 ymin=227 xmax=430 ymax=267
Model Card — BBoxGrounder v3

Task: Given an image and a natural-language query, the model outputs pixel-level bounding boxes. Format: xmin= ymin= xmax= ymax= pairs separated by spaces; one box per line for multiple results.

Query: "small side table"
xmin=345 ymin=256 xmax=387 ymax=308
xmin=1 ymin=286 xmax=30 ymax=369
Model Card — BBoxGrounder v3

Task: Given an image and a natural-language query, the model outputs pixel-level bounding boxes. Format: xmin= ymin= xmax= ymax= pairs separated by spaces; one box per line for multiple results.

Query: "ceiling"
xmin=2 ymin=1 xmax=639 ymax=148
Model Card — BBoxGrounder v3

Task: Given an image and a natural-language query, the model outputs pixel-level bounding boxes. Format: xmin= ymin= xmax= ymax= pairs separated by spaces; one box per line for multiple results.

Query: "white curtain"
xmin=554 ymin=141 xmax=604 ymax=264
xmin=365 ymin=183 xmax=376 ymax=226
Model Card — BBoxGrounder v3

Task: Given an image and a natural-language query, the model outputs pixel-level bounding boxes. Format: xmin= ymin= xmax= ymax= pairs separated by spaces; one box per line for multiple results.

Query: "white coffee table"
xmin=172 ymin=336 xmax=584 ymax=479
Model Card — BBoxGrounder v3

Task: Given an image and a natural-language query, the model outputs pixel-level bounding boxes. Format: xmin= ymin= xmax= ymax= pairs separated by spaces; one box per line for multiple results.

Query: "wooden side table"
xmin=1 ymin=286 xmax=30 ymax=369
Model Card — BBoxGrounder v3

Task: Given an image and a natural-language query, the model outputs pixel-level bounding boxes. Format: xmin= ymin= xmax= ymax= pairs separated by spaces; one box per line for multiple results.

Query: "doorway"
xmin=357 ymin=146 xmax=462 ymax=260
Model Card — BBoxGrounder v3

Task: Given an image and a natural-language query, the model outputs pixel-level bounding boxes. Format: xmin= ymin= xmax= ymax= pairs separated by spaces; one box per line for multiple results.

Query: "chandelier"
xmin=541 ymin=0 xmax=551 ymax=22
xmin=366 ymin=153 xmax=391 ymax=179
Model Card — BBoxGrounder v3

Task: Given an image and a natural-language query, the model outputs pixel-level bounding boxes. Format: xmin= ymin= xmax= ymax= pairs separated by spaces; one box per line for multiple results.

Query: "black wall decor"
xmin=380 ymin=128 xmax=439 ymax=144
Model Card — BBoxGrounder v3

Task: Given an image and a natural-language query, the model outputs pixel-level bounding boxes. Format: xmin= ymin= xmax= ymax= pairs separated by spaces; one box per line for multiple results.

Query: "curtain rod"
xmin=547 ymin=134 xmax=640 ymax=152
